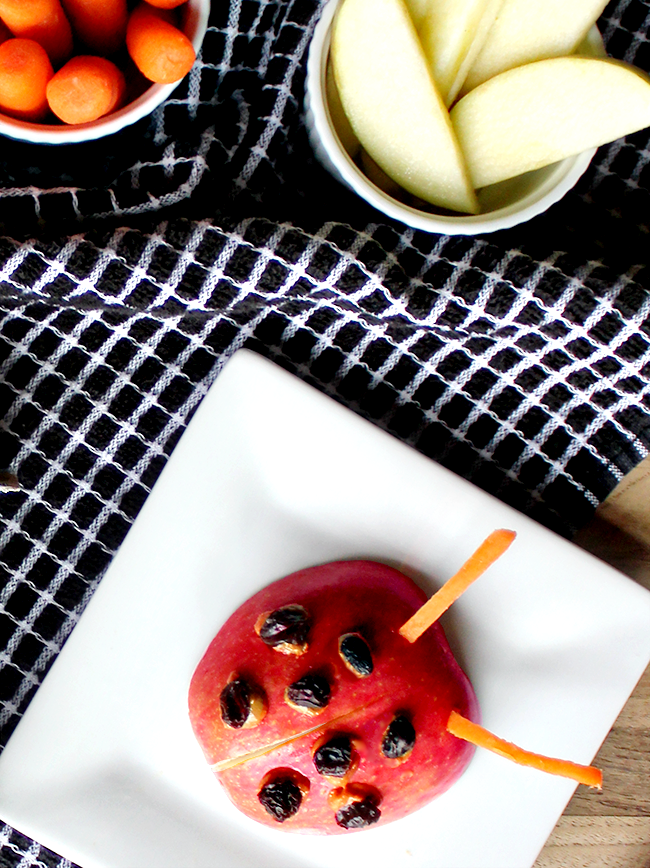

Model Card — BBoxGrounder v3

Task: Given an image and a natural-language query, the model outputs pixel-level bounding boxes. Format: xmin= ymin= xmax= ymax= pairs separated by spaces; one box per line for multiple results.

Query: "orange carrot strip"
xmin=0 ymin=38 xmax=53 ymax=122
xmin=447 ymin=710 xmax=603 ymax=789
xmin=126 ymin=2 xmax=195 ymax=84
xmin=399 ymin=528 xmax=516 ymax=643
xmin=60 ymin=0 xmax=128 ymax=56
xmin=46 ymin=55 xmax=125 ymax=124
xmin=0 ymin=0 xmax=73 ymax=66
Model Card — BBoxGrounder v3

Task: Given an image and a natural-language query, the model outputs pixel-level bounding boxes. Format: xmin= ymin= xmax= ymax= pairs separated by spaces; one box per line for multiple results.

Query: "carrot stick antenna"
xmin=399 ymin=528 xmax=516 ymax=643
xmin=447 ymin=710 xmax=603 ymax=789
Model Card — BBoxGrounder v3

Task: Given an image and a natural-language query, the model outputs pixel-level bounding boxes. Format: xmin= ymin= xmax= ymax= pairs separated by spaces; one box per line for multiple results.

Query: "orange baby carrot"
xmin=0 ymin=19 xmax=11 ymax=46
xmin=60 ymin=0 xmax=128 ymax=56
xmin=46 ymin=55 xmax=125 ymax=124
xmin=447 ymin=711 xmax=603 ymax=789
xmin=0 ymin=38 xmax=53 ymax=121
xmin=142 ymin=0 xmax=187 ymax=7
xmin=399 ymin=529 xmax=517 ymax=643
xmin=0 ymin=0 xmax=73 ymax=67
xmin=126 ymin=2 xmax=195 ymax=84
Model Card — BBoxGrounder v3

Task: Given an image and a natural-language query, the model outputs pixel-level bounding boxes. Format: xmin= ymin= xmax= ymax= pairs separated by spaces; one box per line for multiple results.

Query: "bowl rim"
xmin=0 ymin=0 xmax=211 ymax=146
xmin=306 ymin=0 xmax=597 ymax=236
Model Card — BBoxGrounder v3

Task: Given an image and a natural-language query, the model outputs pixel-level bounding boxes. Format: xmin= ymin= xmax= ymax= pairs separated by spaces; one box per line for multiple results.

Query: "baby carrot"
xmin=0 ymin=19 xmax=11 ymax=46
xmin=0 ymin=38 xmax=53 ymax=122
xmin=126 ymin=2 xmax=195 ymax=84
xmin=60 ymin=0 xmax=128 ymax=57
xmin=46 ymin=55 xmax=125 ymax=124
xmin=0 ymin=0 xmax=73 ymax=67
xmin=142 ymin=0 xmax=188 ymax=7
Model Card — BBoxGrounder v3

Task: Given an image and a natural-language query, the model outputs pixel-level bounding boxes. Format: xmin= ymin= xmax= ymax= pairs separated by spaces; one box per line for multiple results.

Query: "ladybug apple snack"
xmin=189 ymin=560 xmax=478 ymax=833
xmin=188 ymin=531 xmax=602 ymax=834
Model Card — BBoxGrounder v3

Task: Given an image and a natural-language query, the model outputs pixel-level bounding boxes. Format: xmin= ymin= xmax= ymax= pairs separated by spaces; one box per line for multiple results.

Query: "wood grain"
xmin=535 ymin=818 xmax=650 ymax=868
xmin=533 ymin=457 xmax=650 ymax=868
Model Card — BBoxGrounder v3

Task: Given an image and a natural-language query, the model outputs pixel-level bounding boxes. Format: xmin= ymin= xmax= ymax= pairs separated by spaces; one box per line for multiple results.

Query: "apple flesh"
xmin=330 ymin=0 xmax=479 ymax=214
xmin=402 ymin=0 xmax=431 ymax=30
xmin=188 ymin=560 xmax=478 ymax=833
xmin=451 ymin=56 xmax=650 ymax=189
xmin=461 ymin=0 xmax=609 ymax=95
xmin=417 ymin=0 xmax=506 ymax=106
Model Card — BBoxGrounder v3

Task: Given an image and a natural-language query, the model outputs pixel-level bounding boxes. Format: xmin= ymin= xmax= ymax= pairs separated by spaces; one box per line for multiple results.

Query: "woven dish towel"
xmin=1 ymin=0 xmax=650 ymax=864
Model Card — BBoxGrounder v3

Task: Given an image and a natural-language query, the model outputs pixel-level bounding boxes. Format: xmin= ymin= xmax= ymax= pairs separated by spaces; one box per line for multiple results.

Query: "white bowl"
xmin=305 ymin=0 xmax=600 ymax=235
xmin=0 ymin=0 xmax=210 ymax=145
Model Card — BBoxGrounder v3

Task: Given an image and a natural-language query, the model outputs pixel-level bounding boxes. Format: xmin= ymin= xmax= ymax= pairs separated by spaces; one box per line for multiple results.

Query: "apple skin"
xmin=188 ymin=560 xmax=478 ymax=834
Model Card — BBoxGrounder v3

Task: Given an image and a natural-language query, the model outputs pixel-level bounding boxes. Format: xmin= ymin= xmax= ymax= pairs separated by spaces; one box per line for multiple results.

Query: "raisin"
xmin=220 ymin=678 xmax=251 ymax=728
xmin=258 ymin=776 xmax=303 ymax=822
xmin=286 ymin=673 xmax=331 ymax=710
xmin=335 ymin=796 xmax=381 ymax=829
xmin=313 ymin=735 xmax=353 ymax=777
xmin=339 ymin=633 xmax=373 ymax=676
xmin=219 ymin=678 xmax=266 ymax=729
xmin=258 ymin=605 xmax=310 ymax=650
xmin=381 ymin=714 xmax=416 ymax=758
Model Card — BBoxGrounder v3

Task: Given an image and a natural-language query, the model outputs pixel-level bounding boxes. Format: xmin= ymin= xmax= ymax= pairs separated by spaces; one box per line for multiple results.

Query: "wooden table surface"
xmin=534 ymin=458 xmax=650 ymax=868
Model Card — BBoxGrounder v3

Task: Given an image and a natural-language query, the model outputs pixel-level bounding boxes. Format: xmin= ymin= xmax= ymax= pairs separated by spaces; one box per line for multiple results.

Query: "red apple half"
xmin=188 ymin=560 xmax=478 ymax=833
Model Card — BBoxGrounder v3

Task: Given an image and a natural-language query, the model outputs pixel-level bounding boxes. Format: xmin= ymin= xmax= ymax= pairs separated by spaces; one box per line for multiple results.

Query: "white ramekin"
xmin=0 ymin=0 xmax=210 ymax=145
xmin=304 ymin=0 xmax=600 ymax=235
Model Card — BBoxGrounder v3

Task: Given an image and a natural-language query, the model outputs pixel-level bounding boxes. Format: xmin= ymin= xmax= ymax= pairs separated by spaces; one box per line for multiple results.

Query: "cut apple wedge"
xmin=359 ymin=149 xmax=404 ymax=197
xmin=402 ymin=0 xmax=430 ymax=30
xmin=330 ymin=0 xmax=479 ymax=214
xmin=326 ymin=61 xmax=360 ymax=158
xmin=461 ymin=0 xmax=609 ymax=95
xmin=451 ymin=56 xmax=650 ymax=189
xmin=417 ymin=0 xmax=506 ymax=106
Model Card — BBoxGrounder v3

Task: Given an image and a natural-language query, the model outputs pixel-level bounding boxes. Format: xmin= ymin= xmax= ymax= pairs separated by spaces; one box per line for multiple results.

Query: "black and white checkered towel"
xmin=1 ymin=0 xmax=650 ymax=864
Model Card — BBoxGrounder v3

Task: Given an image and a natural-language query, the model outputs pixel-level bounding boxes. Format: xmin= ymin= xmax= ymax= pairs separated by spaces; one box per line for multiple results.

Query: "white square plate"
xmin=0 ymin=349 xmax=649 ymax=868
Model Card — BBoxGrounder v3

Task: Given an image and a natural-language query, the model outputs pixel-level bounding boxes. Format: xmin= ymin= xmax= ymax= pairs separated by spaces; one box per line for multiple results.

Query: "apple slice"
xmin=402 ymin=0 xmax=430 ymax=30
xmin=461 ymin=0 xmax=609 ymax=95
xmin=417 ymin=0 xmax=506 ymax=106
xmin=330 ymin=0 xmax=479 ymax=214
xmin=451 ymin=56 xmax=650 ymax=189
xmin=326 ymin=61 xmax=360 ymax=158
xmin=359 ymin=149 xmax=404 ymax=198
